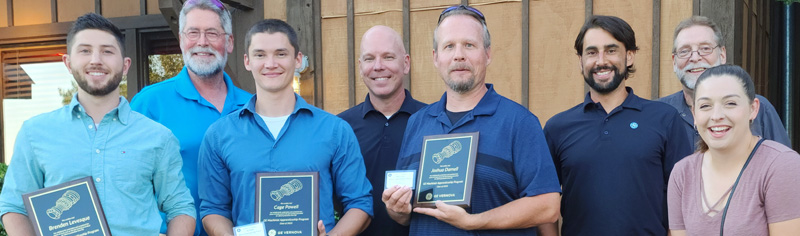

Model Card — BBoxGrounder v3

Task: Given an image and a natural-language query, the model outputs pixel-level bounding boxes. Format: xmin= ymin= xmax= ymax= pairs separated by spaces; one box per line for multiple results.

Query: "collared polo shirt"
xmin=198 ymin=94 xmax=373 ymax=231
xmin=131 ymin=66 xmax=250 ymax=235
xmin=0 ymin=95 xmax=195 ymax=235
xmin=544 ymin=87 xmax=693 ymax=236
xmin=658 ymin=90 xmax=789 ymax=148
xmin=338 ymin=89 xmax=426 ymax=236
xmin=396 ymin=84 xmax=561 ymax=236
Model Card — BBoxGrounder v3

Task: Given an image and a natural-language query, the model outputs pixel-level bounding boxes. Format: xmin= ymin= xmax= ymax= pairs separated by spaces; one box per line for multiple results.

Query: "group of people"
xmin=0 ymin=0 xmax=798 ymax=235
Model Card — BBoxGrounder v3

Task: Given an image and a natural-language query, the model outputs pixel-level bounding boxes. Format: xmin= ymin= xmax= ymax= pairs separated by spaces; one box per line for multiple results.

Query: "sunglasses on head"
xmin=438 ymin=5 xmax=486 ymax=24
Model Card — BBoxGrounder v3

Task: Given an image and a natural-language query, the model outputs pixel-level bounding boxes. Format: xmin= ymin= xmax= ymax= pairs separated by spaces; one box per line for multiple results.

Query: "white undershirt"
xmin=258 ymin=114 xmax=290 ymax=139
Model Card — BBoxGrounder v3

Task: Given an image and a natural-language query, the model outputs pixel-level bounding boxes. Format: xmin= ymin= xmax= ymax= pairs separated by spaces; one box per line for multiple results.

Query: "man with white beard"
xmin=130 ymin=0 xmax=250 ymax=235
xmin=658 ymin=16 xmax=789 ymax=148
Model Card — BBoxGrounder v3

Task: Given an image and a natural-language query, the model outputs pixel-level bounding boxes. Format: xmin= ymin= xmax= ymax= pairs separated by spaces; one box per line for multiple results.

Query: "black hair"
xmin=574 ymin=15 xmax=638 ymax=73
xmin=245 ymin=19 xmax=299 ymax=56
xmin=66 ymin=13 xmax=125 ymax=55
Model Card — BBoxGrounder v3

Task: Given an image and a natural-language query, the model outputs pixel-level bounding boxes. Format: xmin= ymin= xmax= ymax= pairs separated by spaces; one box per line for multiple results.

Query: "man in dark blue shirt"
xmin=338 ymin=25 xmax=426 ymax=236
xmin=541 ymin=15 xmax=693 ymax=236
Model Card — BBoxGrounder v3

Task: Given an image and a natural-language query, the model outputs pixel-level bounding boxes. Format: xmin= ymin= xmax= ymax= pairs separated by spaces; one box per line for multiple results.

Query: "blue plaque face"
xmin=414 ymin=132 xmax=479 ymax=208
xmin=23 ymin=177 xmax=110 ymax=236
xmin=255 ymin=172 xmax=319 ymax=236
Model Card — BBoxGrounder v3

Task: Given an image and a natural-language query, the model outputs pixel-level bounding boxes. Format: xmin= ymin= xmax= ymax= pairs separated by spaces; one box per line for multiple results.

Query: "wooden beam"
xmin=8 ymin=0 xmax=14 ymax=26
xmin=0 ymin=14 xmax=168 ymax=43
xmin=227 ymin=0 xmax=264 ymax=93
xmin=462 ymin=0 xmax=468 ymax=5
xmin=125 ymin=28 xmax=140 ymax=101
xmin=51 ymin=0 xmax=58 ymax=23
xmin=141 ymin=0 xmax=148 ymax=16
xmin=96 ymin=0 xmax=102 ymax=14
xmin=584 ymin=0 xmax=592 ymax=94
xmin=313 ymin=0 xmax=323 ymax=107
xmin=403 ymin=0 xmax=410 ymax=91
xmin=521 ymin=0 xmax=529 ymax=107
xmin=651 ymin=0 xmax=660 ymax=99
xmin=158 ymin=0 xmax=182 ymax=39
xmin=347 ymin=0 xmax=355 ymax=107
xmin=221 ymin=0 xmax=253 ymax=11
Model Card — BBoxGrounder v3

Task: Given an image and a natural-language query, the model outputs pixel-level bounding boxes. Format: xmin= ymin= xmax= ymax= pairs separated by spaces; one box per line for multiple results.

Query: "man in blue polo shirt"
xmin=382 ymin=5 xmax=561 ymax=236
xmin=130 ymin=1 xmax=250 ymax=235
xmin=541 ymin=15 xmax=692 ymax=235
xmin=198 ymin=19 xmax=372 ymax=236
xmin=338 ymin=25 xmax=426 ymax=236
xmin=658 ymin=16 xmax=789 ymax=148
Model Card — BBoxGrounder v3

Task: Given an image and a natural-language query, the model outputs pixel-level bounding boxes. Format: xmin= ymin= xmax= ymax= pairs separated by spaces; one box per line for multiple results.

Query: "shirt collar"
xmin=175 ymin=66 xmax=246 ymax=107
xmin=581 ymin=86 xmax=643 ymax=112
xmin=426 ymin=83 xmax=500 ymax=117
xmin=358 ymin=89 xmax=418 ymax=119
xmin=239 ymin=93 xmax=315 ymax=118
xmin=68 ymin=93 xmax=131 ymax=125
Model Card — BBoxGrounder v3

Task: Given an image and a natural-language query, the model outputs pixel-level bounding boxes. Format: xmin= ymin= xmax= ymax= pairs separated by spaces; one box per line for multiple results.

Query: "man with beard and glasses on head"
xmin=539 ymin=15 xmax=692 ymax=236
xmin=0 ymin=13 xmax=195 ymax=236
xmin=658 ymin=16 xmax=788 ymax=148
xmin=130 ymin=0 xmax=250 ymax=235
xmin=382 ymin=5 xmax=561 ymax=236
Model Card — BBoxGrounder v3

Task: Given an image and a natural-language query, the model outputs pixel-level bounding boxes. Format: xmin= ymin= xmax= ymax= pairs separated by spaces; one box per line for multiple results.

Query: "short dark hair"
xmin=574 ymin=15 xmax=638 ymax=73
xmin=66 ymin=13 xmax=125 ymax=55
xmin=245 ymin=19 xmax=299 ymax=57
xmin=692 ymin=64 xmax=756 ymax=152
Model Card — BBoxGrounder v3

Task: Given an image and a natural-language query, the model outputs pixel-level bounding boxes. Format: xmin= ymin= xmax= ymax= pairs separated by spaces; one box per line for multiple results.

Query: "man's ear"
xmin=62 ymin=53 xmax=73 ymax=74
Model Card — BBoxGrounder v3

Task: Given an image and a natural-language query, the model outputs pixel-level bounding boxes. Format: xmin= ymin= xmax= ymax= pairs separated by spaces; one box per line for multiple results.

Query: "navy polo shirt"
xmin=544 ymin=87 xmax=692 ymax=236
xmin=397 ymin=84 xmax=561 ymax=236
xmin=338 ymin=89 xmax=426 ymax=236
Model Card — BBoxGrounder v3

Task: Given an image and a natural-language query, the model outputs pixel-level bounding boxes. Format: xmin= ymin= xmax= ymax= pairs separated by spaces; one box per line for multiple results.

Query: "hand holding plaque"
xmin=414 ymin=132 xmax=478 ymax=208
xmin=22 ymin=177 xmax=111 ymax=236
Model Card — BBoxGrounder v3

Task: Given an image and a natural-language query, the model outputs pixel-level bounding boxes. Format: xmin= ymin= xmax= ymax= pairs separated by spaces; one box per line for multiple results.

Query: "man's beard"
xmin=183 ymin=46 xmax=227 ymax=78
xmin=73 ymin=69 xmax=123 ymax=96
xmin=445 ymin=63 xmax=477 ymax=94
xmin=676 ymin=60 xmax=720 ymax=90
xmin=584 ymin=65 xmax=627 ymax=95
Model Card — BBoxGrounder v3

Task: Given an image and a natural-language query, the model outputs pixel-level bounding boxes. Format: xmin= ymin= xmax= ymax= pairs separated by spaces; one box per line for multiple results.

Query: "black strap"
xmin=719 ymin=138 xmax=765 ymax=236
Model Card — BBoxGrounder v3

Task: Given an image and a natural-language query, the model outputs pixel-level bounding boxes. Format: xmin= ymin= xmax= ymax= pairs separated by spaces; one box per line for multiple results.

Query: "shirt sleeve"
xmin=542 ymin=119 xmax=563 ymax=185
xmin=755 ymin=98 xmax=790 ymax=147
xmin=154 ymin=132 xmax=196 ymax=221
xmin=197 ymin=124 xmax=234 ymax=221
xmin=515 ymin=115 xmax=561 ymax=197
xmin=662 ymin=111 xmax=693 ymax=184
xmin=331 ymin=121 xmax=373 ymax=217
xmin=0 ymin=124 xmax=43 ymax=217
xmin=764 ymin=151 xmax=800 ymax=224
xmin=667 ymin=161 xmax=686 ymax=230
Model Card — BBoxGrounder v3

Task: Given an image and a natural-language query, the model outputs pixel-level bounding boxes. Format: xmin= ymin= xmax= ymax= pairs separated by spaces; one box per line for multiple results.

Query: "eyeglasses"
xmin=184 ymin=0 xmax=225 ymax=10
xmin=438 ymin=5 xmax=485 ymax=24
xmin=182 ymin=30 xmax=227 ymax=42
xmin=674 ymin=45 xmax=720 ymax=59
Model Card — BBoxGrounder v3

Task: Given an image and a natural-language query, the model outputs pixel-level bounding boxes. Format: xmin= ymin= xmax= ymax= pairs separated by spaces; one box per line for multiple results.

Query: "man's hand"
xmin=317 ymin=220 xmax=326 ymax=235
xmin=381 ymin=185 xmax=412 ymax=225
xmin=413 ymin=201 xmax=479 ymax=230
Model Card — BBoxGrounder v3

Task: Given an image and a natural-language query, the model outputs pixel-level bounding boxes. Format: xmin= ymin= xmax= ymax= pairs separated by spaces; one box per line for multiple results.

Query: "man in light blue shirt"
xmin=130 ymin=1 xmax=250 ymax=234
xmin=0 ymin=13 xmax=196 ymax=235
xmin=198 ymin=19 xmax=372 ymax=236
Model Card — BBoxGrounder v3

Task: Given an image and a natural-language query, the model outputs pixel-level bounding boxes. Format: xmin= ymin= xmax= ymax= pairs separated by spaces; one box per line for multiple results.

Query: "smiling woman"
xmin=667 ymin=65 xmax=800 ymax=236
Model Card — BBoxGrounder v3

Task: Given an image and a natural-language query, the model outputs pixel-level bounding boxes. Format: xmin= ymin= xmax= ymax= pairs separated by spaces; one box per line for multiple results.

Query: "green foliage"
xmin=0 ymin=162 xmax=8 ymax=236
xmin=148 ymin=54 xmax=184 ymax=84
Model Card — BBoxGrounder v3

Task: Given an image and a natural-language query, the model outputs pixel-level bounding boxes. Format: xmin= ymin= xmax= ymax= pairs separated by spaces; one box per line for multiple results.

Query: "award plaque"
xmin=255 ymin=172 xmax=319 ymax=236
xmin=22 ymin=177 xmax=111 ymax=236
xmin=414 ymin=132 xmax=478 ymax=208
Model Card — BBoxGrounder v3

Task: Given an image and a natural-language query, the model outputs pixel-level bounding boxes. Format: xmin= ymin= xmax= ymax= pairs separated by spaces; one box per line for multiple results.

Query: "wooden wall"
xmin=311 ymin=0 xmax=693 ymax=124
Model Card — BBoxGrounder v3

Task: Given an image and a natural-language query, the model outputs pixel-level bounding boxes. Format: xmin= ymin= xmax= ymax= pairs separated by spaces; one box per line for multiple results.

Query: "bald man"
xmin=338 ymin=25 xmax=426 ymax=236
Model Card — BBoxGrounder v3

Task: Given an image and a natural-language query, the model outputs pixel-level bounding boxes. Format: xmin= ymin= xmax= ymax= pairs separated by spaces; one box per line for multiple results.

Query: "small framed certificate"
xmin=384 ymin=170 xmax=416 ymax=189
xmin=234 ymin=222 xmax=266 ymax=236
xmin=414 ymin=132 xmax=478 ymax=208
xmin=255 ymin=172 xmax=319 ymax=236
xmin=22 ymin=177 xmax=111 ymax=236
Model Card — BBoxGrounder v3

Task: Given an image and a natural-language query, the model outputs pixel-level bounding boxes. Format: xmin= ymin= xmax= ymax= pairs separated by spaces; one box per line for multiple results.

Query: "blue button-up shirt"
xmin=198 ymin=94 xmax=373 ymax=231
xmin=544 ymin=87 xmax=692 ymax=236
xmin=658 ymin=90 xmax=789 ymax=149
xmin=131 ymin=67 xmax=250 ymax=235
xmin=338 ymin=89 xmax=426 ymax=236
xmin=0 ymin=95 xmax=195 ymax=235
xmin=396 ymin=84 xmax=561 ymax=235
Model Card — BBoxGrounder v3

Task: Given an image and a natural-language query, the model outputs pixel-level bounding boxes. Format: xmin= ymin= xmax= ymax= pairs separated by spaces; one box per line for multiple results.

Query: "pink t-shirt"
xmin=667 ymin=140 xmax=800 ymax=235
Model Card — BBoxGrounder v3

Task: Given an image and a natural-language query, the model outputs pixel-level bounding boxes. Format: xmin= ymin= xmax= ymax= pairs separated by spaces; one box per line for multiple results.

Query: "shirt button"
xmin=77 ymin=115 xmax=81 ymax=119
xmin=88 ymin=125 xmax=93 ymax=129
xmin=384 ymin=123 xmax=389 ymax=127
xmin=604 ymin=118 xmax=609 ymax=122
xmin=96 ymin=149 xmax=101 ymax=154
xmin=113 ymin=118 xmax=117 ymax=121
xmin=603 ymin=131 xmax=609 ymax=135
xmin=95 ymin=178 xmax=101 ymax=182
xmin=681 ymin=113 xmax=686 ymax=117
